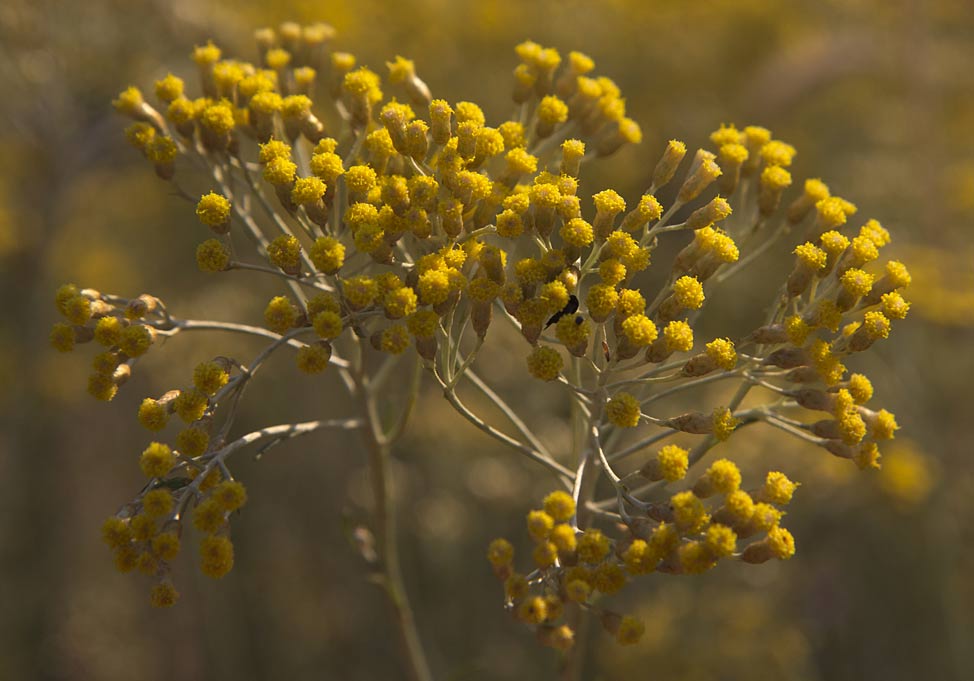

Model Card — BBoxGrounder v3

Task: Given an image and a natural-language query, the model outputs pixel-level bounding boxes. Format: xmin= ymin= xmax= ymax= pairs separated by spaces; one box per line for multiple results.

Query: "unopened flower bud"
xmin=677 ymin=151 xmax=721 ymax=204
xmin=652 ymin=139 xmax=687 ymax=190
xmin=758 ymin=165 xmax=792 ymax=216
xmin=741 ymin=526 xmax=796 ymax=563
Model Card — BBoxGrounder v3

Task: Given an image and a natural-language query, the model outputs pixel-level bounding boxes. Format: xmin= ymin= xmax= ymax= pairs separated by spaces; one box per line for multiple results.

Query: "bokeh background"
xmin=2 ymin=0 xmax=973 ymax=679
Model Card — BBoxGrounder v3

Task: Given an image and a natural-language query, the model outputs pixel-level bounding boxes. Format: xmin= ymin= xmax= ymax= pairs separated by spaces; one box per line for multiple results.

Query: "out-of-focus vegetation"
xmin=2 ymin=0 xmax=971 ymax=679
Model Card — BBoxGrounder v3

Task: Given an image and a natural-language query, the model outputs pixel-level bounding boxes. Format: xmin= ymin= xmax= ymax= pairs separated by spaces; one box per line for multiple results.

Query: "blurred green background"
xmin=2 ymin=0 xmax=973 ymax=679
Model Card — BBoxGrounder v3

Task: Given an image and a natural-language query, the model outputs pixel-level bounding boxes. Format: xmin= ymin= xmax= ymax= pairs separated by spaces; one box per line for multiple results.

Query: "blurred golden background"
xmin=2 ymin=0 xmax=972 ymax=679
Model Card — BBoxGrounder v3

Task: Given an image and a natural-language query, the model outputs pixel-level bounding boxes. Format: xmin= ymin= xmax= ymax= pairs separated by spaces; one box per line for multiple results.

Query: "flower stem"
xmin=359 ymin=371 xmax=434 ymax=681
xmin=366 ymin=434 xmax=434 ymax=681
xmin=561 ymin=379 xmax=604 ymax=678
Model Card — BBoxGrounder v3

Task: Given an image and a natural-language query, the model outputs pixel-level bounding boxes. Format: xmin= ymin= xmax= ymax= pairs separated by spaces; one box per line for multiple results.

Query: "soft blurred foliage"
xmin=2 ymin=0 xmax=972 ymax=679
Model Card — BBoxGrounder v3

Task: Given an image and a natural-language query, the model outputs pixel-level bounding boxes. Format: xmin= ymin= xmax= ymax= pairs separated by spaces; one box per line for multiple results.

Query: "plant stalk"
xmin=365 ymin=433 xmax=434 ymax=681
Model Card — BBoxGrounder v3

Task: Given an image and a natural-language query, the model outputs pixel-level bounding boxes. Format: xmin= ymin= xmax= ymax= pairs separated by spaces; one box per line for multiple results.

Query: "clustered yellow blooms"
xmin=52 ymin=281 xmax=253 ymax=604
xmin=51 ymin=287 xmax=159 ymax=401
xmin=105 ymin=30 xmax=652 ymax=380
xmin=101 ymin=350 xmax=248 ymax=605
xmin=54 ymin=19 xmax=909 ymax=648
xmin=489 ymin=466 xmax=799 ymax=648
xmin=101 ymin=462 xmax=247 ymax=607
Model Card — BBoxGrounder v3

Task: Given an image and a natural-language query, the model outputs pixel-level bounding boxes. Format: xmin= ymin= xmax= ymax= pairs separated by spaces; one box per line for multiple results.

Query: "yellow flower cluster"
xmin=101 ymin=473 xmax=247 ymax=606
xmin=58 ymin=20 xmax=912 ymax=651
xmin=489 ymin=471 xmax=797 ymax=647
xmin=101 ymin=26 xmax=663 ymax=382
xmin=51 ymin=286 xmax=160 ymax=401
xmin=108 ymin=349 xmax=247 ymax=602
xmin=51 ymin=281 xmax=252 ymax=603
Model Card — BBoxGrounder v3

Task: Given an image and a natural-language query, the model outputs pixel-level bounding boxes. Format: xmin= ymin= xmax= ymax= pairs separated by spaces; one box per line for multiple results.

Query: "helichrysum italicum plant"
xmin=52 ymin=20 xmax=911 ymax=677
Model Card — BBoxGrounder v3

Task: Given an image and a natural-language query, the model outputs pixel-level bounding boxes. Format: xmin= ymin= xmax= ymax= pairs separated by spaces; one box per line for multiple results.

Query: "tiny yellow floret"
xmin=657 ymin=444 xmax=689 ymax=482
xmin=150 ymin=582 xmax=179 ymax=608
xmin=176 ymin=426 xmax=209 ymax=457
xmin=527 ymin=346 xmax=563 ymax=381
xmin=672 ymin=276 xmax=705 ymax=310
xmin=487 ymin=538 xmax=514 ymax=567
xmin=517 ymin=597 xmax=548 ymax=625
xmin=712 ymin=407 xmax=740 ymax=441
xmin=699 ymin=458 xmax=742 ymax=496
xmin=794 ymin=243 xmax=827 ymax=270
xmin=663 ymin=320 xmax=694 ymax=353
xmin=704 ymin=524 xmax=738 ymax=558
xmin=577 ymin=529 xmax=610 ymax=563
xmin=173 ymin=388 xmax=208 ymax=423
xmin=212 ymin=480 xmax=247 ymax=512
xmin=263 ymin=296 xmax=298 ymax=334
xmin=118 ymin=325 xmax=153 ymax=358
xmin=196 ymin=239 xmax=230 ymax=272
xmin=621 ymin=314 xmax=658 ymax=347
xmin=291 ymin=177 xmax=326 ymax=205
xmin=550 ymin=524 xmax=577 ymax=553
xmin=607 ymin=392 xmax=641 ymax=428
xmin=671 ymin=490 xmax=708 ymax=533
xmin=140 ymin=442 xmax=174 ymax=478
xmin=267 ymin=234 xmax=302 ymax=273
xmin=767 ymin=525 xmax=796 ymax=559
xmin=138 ymin=398 xmax=169 ymax=431
xmin=263 ymin=157 xmax=297 ymax=185
xmin=593 ymin=562 xmax=626 ymax=594
xmin=615 ymin=615 xmax=645 ymax=645
xmin=705 ymin=338 xmax=737 ymax=370
xmin=193 ymin=361 xmax=229 ymax=396
xmin=543 ymin=491 xmax=576 ymax=522
xmin=296 ymin=344 xmax=331 ymax=374
xmin=762 ymin=471 xmax=800 ymax=505
xmin=142 ymin=489 xmax=174 ymax=518
xmin=200 ymin=534 xmax=234 ymax=578
xmin=760 ymin=140 xmax=797 ymax=167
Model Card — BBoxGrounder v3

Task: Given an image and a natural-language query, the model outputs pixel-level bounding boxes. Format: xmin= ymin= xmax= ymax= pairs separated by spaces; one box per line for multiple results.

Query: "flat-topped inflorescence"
xmin=53 ymin=20 xmax=910 ymax=662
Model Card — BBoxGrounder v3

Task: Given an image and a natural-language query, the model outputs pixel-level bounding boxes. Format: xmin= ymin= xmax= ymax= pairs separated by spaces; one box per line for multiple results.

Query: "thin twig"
xmin=434 ymin=369 xmax=574 ymax=483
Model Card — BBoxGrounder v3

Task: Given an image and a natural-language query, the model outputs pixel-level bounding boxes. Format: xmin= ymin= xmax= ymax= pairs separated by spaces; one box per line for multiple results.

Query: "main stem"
xmin=560 ymin=375 xmax=605 ymax=681
xmin=351 ymin=343 xmax=432 ymax=680
xmin=366 ymin=432 xmax=434 ymax=681
xmin=559 ymin=453 xmax=598 ymax=681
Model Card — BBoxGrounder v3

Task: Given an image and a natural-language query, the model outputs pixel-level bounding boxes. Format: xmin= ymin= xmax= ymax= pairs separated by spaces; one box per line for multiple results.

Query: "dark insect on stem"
xmin=545 ymin=294 xmax=579 ymax=328
xmin=153 ymin=477 xmax=193 ymax=491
